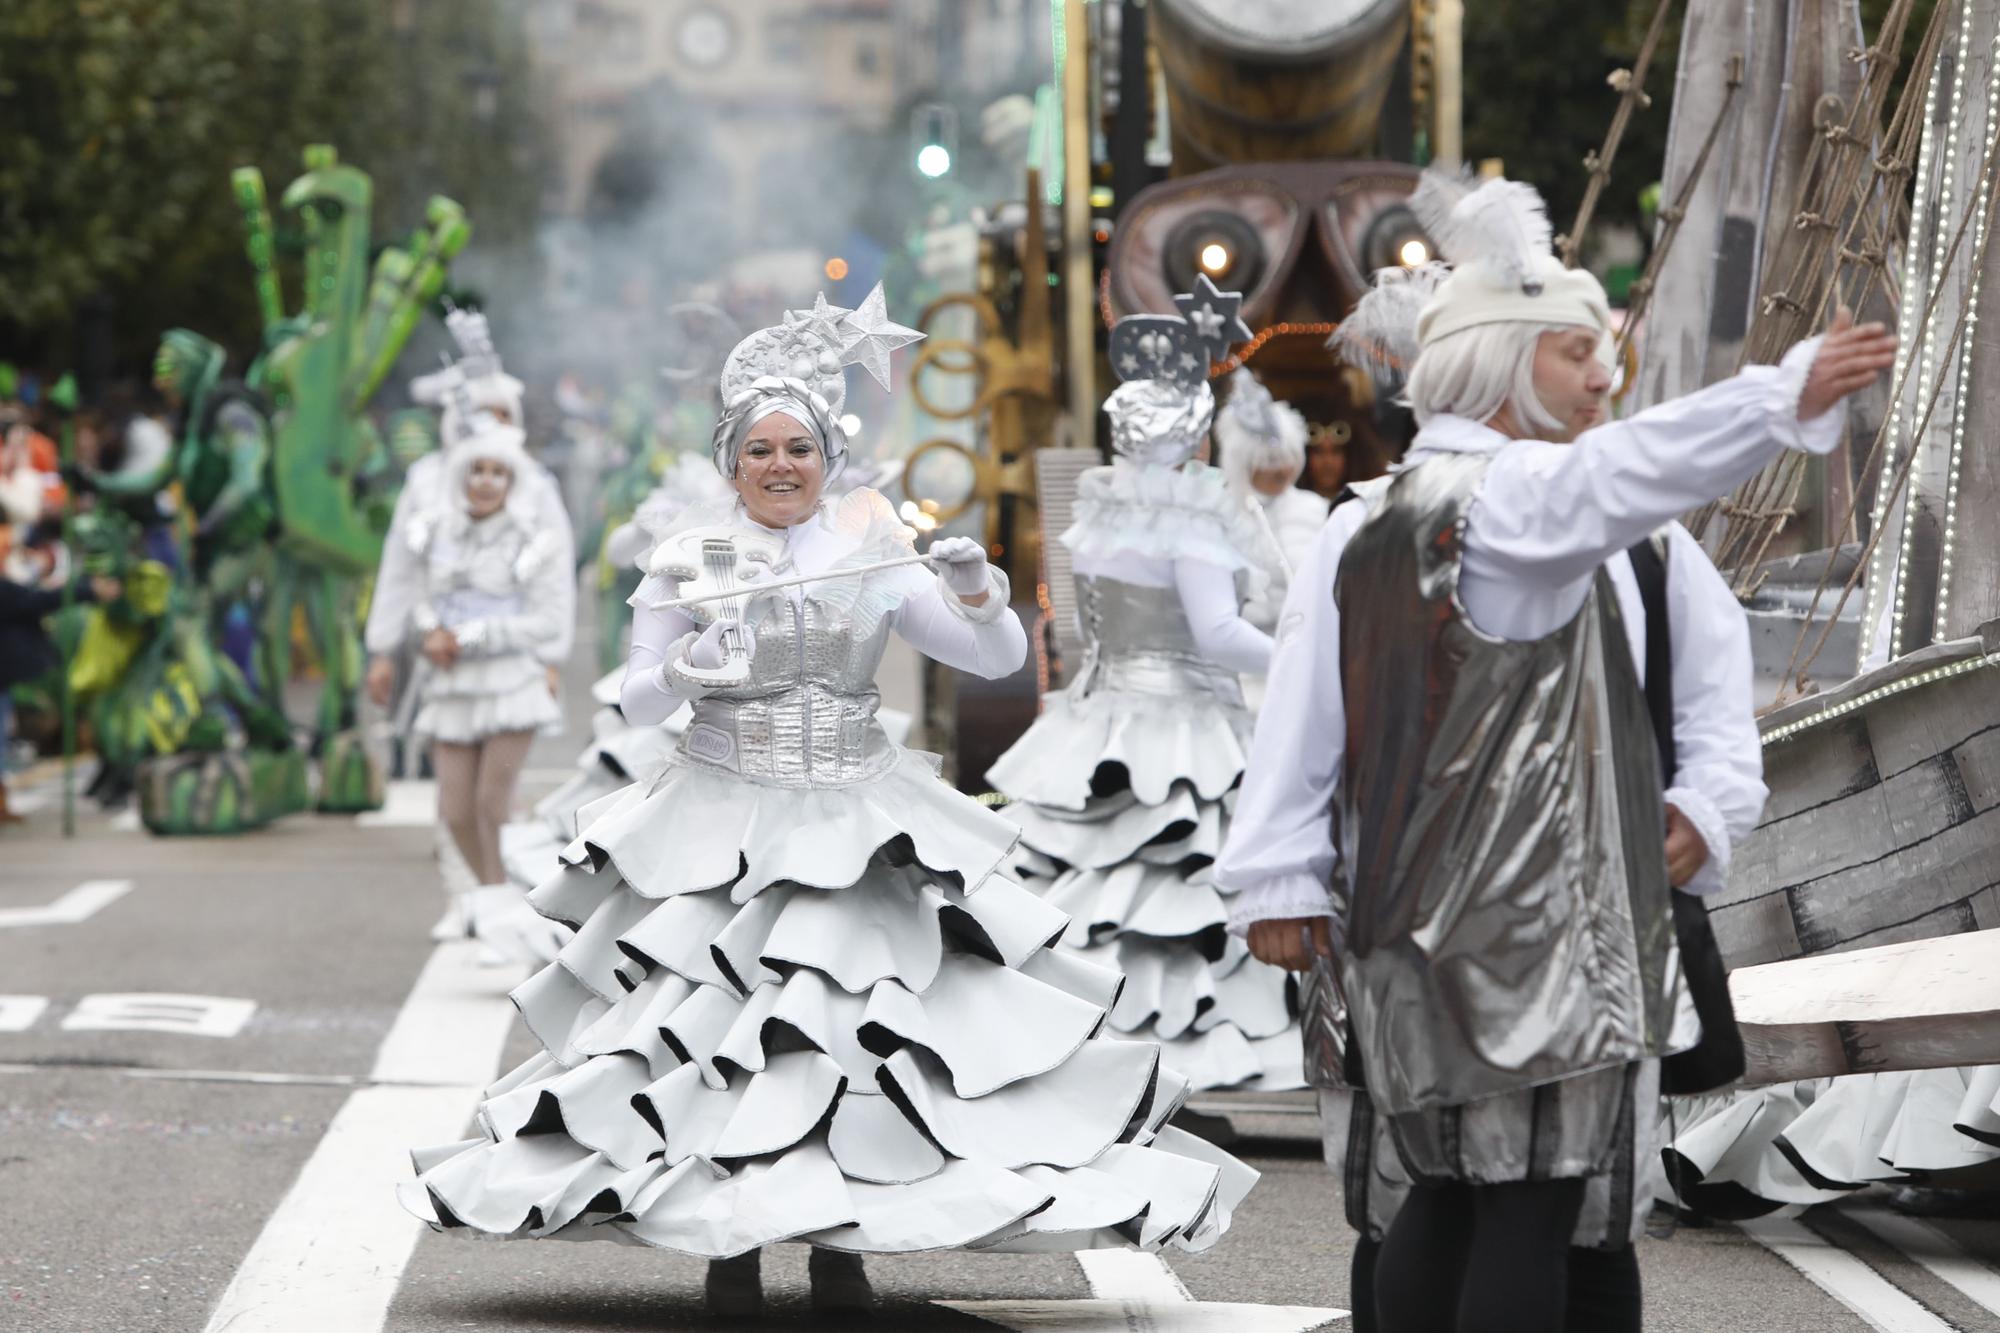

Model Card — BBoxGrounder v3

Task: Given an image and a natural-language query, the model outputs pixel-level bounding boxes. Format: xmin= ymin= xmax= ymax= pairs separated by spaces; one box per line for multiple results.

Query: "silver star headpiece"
xmin=718 ymin=281 xmax=924 ymax=415
xmin=1108 ymin=274 xmax=1252 ymax=389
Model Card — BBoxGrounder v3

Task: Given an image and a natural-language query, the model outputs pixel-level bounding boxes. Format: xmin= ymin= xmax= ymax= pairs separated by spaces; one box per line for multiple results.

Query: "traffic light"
xmin=912 ymin=103 xmax=957 ymax=180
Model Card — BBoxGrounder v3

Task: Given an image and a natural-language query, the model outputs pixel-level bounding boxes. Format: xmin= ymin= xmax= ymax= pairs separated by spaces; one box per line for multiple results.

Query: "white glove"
xmin=930 ymin=536 xmax=993 ymax=598
xmin=686 ymin=617 xmax=755 ymax=669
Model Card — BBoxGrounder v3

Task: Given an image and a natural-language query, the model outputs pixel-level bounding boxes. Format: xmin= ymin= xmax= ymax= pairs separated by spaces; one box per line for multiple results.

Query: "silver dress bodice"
xmin=1334 ymin=452 xmax=1674 ymax=1118
xmin=1071 ymin=575 xmax=1245 ymax=708
xmin=677 ymin=593 xmax=897 ymax=788
xmin=425 ymin=513 xmax=534 ymax=628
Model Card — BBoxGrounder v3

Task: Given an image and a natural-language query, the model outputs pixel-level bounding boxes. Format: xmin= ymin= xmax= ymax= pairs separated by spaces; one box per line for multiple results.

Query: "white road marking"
xmin=200 ymin=940 xmax=515 ymax=1333
xmin=939 ymin=1298 xmax=1347 ymax=1331
xmin=354 ymin=780 xmax=437 ymax=828
xmin=0 ymin=878 xmax=133 ymax=929
xmin=0 ymin=996 xmax=51 ymax=1032
xmin=1845 ymin=1204 xmax=2000 ymax=1320
xmin=943 ymin=1245 xmax=1343 ymax=1331
xmin=62 ymin=993 xmax=256 ymax=1039
xmin=1078 ymin=1248 xmax=1193 ymax=1302
xmin=1741 ymin=1216 xmax=1958 ymax=1332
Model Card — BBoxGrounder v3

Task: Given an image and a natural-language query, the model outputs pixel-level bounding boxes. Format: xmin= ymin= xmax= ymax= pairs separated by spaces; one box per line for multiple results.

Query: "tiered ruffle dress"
xmin=404 ymin=490 xmax=1256 ymax=1256
xmin=1664 ymin=1070 xmax=2000 ymax=1216
xmin=986 ymin=463 xmax=1305 ymax=1093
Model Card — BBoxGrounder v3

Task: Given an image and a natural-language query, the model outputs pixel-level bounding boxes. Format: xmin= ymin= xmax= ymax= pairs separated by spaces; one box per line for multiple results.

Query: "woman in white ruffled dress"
xmin=985 ymin=352 xmax=1305 ymax=1095
xmin=403 ymin=294 xmax=1256 ymax=1318
xmin=387 ymin=416 xmax=568 ymax=957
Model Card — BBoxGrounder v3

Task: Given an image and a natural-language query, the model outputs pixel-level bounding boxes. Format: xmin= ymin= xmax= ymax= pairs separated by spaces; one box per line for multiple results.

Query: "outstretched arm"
xmin=1467 ymin=313 xmax=1897 ymax=602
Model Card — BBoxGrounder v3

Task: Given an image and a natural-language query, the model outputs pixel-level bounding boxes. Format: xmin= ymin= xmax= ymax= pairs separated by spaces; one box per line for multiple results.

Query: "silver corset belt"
xmin=678 ymin=688 xmax=896 ymax=787
xmin=1071 ymin=573 xmax=1244 ymax=705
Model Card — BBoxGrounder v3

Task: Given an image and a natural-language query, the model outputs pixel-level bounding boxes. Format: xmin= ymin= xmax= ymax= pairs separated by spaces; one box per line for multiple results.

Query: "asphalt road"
xmin=4 ymin=712 xmax=1998 ymax=1332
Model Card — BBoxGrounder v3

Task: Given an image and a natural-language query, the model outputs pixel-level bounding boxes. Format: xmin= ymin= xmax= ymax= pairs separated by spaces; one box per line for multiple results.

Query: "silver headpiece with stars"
xmin=1104 ymin=274 xmax=1250 ymax=467
xmin=710 ymin=282 xmax=923 ymax=481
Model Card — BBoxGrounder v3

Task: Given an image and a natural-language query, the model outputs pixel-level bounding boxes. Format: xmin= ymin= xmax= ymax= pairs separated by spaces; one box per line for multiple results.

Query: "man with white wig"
xmin=1214 ymin=173 xmax=1897 ymax=1331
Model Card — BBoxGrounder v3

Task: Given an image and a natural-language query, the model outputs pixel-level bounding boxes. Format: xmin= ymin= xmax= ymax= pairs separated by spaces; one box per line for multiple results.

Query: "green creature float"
xmin=85 ymin=145 xmax=468 ymax=833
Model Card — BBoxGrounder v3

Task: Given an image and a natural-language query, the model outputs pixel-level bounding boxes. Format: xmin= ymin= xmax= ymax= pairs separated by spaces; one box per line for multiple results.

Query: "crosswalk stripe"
xmin=198 ymin=940 xmax=516 ymax=1332
xmin=1845 ymin=1205 xmax=2000 ymax=1322
xmin=1741 ymin=1216 xmax=1960 ymax=1332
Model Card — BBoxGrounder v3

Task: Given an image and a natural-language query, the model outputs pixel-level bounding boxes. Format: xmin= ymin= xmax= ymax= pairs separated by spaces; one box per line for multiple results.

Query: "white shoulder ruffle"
xmin=1064 ymin=462 xmax=1280 ymax=580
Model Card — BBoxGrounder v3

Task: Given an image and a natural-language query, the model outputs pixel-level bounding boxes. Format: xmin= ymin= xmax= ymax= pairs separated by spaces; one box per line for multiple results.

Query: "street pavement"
xmin=5 ymin=702 xmax=2000 ymax=1331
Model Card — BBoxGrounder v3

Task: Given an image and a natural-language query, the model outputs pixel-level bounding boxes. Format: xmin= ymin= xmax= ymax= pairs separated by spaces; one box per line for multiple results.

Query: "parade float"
xmin=82 ymin=145 xmax=468 ymax=834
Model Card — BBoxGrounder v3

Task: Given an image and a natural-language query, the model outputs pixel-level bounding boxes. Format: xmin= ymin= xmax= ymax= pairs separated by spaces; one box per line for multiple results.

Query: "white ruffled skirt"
xmin=1662 ymin=1067 xmax=2000 ymax=1217
xmin=404 ymin=746 xmax=1258 ymax=1257
xmin=414 ymin=654 xmax=562 ymax=746
xmin=985 ymin=688 xmax=1305 ymax=1094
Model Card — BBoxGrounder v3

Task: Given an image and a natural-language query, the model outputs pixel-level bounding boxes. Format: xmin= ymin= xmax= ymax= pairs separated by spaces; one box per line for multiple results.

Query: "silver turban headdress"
xmin=710 ymin=282 xmax=923 ymax=481
xmin=1104 ymin=274 xmax=1250 ymax=468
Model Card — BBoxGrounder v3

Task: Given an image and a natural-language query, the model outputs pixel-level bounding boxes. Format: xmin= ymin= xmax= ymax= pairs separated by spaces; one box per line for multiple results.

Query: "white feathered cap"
xmin=1408 ymin=172 xmax=1611 ymax=355
xmin=443 ymin=415 xmax=533 ymax=514
xmin=1215 ymin=369 xmax=1309 ymax=482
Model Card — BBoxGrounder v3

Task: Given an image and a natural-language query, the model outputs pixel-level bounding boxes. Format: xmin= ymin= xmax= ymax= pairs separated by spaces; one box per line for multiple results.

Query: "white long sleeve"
xmin=886 ymin=568 xmax=1027 ymax=679
xmin=1659 ymin=526 xmax=1767 ymax=897
xmin=1175 ymin=557 xmax=1273 ymax=675
xmin=621 ymin=595 xmax=697 ymax=725
xmin=1214 ymin=496 xmax=1375 ymax=933
xmin=1220 ymin=344 xmax=1834 ymax=931
xmin=523 ymin=465 xmax=577 ymax=667
xmin=1456 ymin=336 xmax=1839 ymax=639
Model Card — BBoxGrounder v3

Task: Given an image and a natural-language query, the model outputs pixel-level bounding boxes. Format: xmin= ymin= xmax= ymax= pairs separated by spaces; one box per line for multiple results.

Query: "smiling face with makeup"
xmin=463 ymin=457 xmax=513 ymax=519
xmin=733 ymin=411 xmax=827 ymax=528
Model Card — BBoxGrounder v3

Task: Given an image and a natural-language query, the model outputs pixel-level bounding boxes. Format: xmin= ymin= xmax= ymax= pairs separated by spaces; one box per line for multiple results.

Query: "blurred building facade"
xmin=525 ymin=0 xmax=1049 ymax=220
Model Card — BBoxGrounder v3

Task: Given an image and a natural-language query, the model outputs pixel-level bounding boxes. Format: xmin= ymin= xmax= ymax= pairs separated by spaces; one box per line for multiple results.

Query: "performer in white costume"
xmin=1215 ymin=368 xmax=1328 ymax=709
xmin=384 ymin=406 xmax=570 ymax=963
xmin=986 ymin=279 xmax=1304 ymax=1095
xmin=1216 ymin=174 xmax=1897 ymax=1331
xmin=402 ymin=287 xmax=1256 ymax=1319
xmin=370 ymin=309 xmax=575 ymax=687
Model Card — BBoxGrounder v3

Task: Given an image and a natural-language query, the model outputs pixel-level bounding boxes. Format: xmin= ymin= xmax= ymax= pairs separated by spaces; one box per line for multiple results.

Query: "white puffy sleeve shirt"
xmin=1217 ymin=338 xmax=1836 ymax=933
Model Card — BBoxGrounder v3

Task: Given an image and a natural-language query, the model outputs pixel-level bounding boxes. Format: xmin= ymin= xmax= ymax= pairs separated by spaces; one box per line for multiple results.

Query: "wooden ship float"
xmin=1642 ymin=0 xmax=2000 ymax=1144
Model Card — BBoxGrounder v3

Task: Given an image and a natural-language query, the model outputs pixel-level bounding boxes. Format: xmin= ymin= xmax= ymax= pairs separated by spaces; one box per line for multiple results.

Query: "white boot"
xmin=429 ymin=893 xmax=470 ymax=942
xmin=465 ymin=884 xmax=567 ymax=965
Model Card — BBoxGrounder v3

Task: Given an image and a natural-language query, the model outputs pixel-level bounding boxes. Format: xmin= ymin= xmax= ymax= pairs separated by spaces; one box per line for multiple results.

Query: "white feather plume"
xmin=1410 ymin=169 xmax=1555 ymax=291
xmin=1329 ymin=261 xmax=1451 ymax=390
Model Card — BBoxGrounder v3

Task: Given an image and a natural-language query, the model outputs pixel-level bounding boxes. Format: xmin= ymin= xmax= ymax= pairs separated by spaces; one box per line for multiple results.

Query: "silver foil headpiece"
xmin=1103 ymin=274 xmax=1244 ymax=467
xmin=1105 ymin=378 xmax=1217 ymax=468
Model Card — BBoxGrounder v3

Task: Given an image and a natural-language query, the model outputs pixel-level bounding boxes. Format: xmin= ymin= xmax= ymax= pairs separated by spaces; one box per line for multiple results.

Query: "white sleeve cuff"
xmin=1665 ymin=784 xmax=1732 ymax=897
xmin=939 ymin=566 xmax=1012 ymax=624
xmin=1225 ymin=873 xmax=1337 ymax=937
xmin=1770 ymin=335 xmax=1845 ymax=456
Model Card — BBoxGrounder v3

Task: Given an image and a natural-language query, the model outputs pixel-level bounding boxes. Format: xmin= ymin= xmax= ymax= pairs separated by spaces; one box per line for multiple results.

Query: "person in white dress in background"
xmin=1215 ymin=368 xmax=1328 ymax=710
xmin=402 ymin=287 xmax=1257 ymax=1320
xmin=986 ymin=280 xmax=1306 ymax=1099
xmin=366 ymin=312 xmax=577 ymax=942
xmin=382 ymin=408 xmax=570 ymax=963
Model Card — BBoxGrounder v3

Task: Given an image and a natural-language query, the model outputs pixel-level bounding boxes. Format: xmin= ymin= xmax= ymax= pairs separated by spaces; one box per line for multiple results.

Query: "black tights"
xmin=1370 ymin=1181 xmax=1642 ymax=1332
